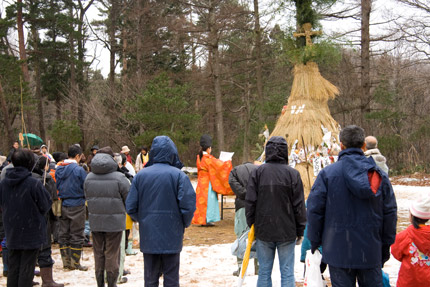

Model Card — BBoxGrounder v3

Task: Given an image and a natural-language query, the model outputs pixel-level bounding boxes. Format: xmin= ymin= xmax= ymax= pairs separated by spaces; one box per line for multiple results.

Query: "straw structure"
xmin=270 ymin=62 xmax=340 ymax=197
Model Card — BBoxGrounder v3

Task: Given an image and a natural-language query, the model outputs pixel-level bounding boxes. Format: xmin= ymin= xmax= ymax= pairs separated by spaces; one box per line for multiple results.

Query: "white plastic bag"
xmin=303 ymin=249 xmax=324 ymax=287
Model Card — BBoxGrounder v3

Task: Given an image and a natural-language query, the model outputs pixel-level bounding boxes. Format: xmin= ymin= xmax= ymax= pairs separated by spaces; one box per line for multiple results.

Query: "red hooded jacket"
xmin=391 ymin=224 xmax=430 ymax=287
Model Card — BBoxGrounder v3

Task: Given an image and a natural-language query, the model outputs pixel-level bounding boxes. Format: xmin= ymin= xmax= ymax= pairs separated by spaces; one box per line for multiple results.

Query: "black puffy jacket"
xmin=245 ymin=136 xmax=306 ymax=242
xmin=229 ymin=163 xmax=258 ymax=211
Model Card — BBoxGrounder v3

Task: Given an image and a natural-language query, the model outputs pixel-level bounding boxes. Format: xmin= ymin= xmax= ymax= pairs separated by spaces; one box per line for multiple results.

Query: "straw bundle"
xmin=270 ymin=62 xmax=340 ymax=197
xmin=295 ymin=162 xmax=314 ymax=196
xmin=289 ymin=62 xmax=339 ymax=102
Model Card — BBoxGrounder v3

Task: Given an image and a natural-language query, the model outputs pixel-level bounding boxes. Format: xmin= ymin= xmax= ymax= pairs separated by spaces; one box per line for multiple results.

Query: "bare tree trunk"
xmin=136 ymin=0 xmax=143 ymax=88
xmin=122 ymin=26 xmax=128 ymax=93
xmin=17 ymin=0 xmax=33 ymax=132
xmin=31 ymin=27 xmax=46 ymax=140
xmin=253 ymin=0 xmax=263 ymax=104
xmin=360 ymin=0 xmax=371 ymax=131
xmin=17 ymin=0 xmax=29 ymax=82
xmin=68 ymin=4 xmax=76 ymax=123
xmin=109 ymin=0 xmax=118 ymax=88
xmin=76 ymin=0 xmax=95 ymax=148
xmin=209 ymin=3 xmax=225 ymax=150
xmin=0 ymin=80 xmax=14 ymax=144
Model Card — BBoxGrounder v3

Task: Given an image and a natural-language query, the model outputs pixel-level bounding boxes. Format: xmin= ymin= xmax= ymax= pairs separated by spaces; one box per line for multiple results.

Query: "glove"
xmin=296 ymin=236 xmax=303 ymax=245
xmin=310 ymin=242 xmax=319 ymax=254
xmin=381 ymin=244 xmax=391 ymax=267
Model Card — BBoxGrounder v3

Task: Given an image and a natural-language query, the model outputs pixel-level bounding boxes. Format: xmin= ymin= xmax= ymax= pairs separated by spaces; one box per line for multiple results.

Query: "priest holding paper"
xmin=192 ymin=135 xmax=234 ymax=226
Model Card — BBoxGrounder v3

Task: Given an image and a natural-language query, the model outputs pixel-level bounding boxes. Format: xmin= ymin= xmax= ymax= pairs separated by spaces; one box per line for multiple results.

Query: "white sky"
xmin=0 ymin=0 xmax=425 ymax=78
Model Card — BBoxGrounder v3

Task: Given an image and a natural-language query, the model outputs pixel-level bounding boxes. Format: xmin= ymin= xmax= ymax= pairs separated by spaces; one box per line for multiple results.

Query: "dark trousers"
xmin=329 ymin=265 xmax=383 ymax=287
xmin=59 ymin=205 xmax=86 ymax=247
xmin=7 ymin=249 xmax=39 ymax=287
xmin=143 ymin=253 xmax=180 ymax=287
xmin=38 ymin=215 xmax=55 ymax=268
xmin=92 ymin=231 xmax=122 ymax=275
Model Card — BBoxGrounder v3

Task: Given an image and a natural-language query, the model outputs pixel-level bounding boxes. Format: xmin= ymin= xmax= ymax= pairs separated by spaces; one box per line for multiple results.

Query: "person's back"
xmin=245 ymin=136 xmax=306 ymax=287
xmin=391 ymin=196 xmax=430 ymax=287
xmin=126 ymin=136 xmax=195 ymax=287
xmin=364 ymin=136 xmax=389 ymax=174
xmin=307 ymin=125 xmax=397 ymax=287
xmin=246 ymin=137 xmax=306 ymax=243
xmin=85 ymin=152 xmax=129 ymax=232
xmin=0 ymin=149 xmax=52 ymax=287
xmin=84 ymin=150 xmax=130 ymax=286
xmin=56 ymin=159 xmax=86 ymax=207
xmin=55 ymin=145 xmax=88 ymax=271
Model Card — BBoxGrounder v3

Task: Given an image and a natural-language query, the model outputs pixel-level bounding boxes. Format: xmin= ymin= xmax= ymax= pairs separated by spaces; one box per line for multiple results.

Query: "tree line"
xmin=0 ymin=0 xmax=429 ymax=173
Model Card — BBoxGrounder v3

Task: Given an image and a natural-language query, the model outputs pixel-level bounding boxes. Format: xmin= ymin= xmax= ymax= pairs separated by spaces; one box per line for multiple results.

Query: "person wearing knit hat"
xmin=391 ymin=194 xmax=430 ymax=287
xmin=192 ymin=135 xmax=234 ymax=226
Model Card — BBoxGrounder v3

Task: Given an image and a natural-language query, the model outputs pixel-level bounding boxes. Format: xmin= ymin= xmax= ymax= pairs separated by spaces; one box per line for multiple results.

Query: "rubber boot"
xmin=95 ymin=271 xmax=105 ymax=287
xmin=233 ymin=257 xmax=242 ymax=276
xmin=106 ymin=271 xmax=119 ymax=287
xmin=59 ymin=245 xmax=71 ymax=270
xmin=2 ymin=247 xmax=8 ymax=277
xmin=254 ymin=258 xmax=259 ymax=275
xmin=70 ymin=246 xmax=88 ymax=271
xmin=125 ymin=240 xmax=137 ymax=256
xmin=40 ymin=267 xmax=64 ymax=287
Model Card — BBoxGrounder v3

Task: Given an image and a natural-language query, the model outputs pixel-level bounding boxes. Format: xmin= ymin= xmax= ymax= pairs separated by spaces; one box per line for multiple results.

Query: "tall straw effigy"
xmin=270 ymin=61 xmax=340 ymax=197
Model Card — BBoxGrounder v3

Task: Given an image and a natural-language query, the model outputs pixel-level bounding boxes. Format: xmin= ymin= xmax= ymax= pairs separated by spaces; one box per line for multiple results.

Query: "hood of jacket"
xmin=365 ymin=148 xmax=387 ymax=164
xmin=339 ymin=148 xmax=380 ymax=199
xmin=3 ymin=166 xmax=32 ymax=186
xmin=90 ymin=153 xmax=118 ymax=174
xmin=265 ymin=136 xmax=288 ymax=164
xmin=55 ymin=160 xmax=79 ymax=180
xmin=145 ymin=136 xmax=183 ymax=169
xmin=408 ymin=225 xmax=430 ymax=254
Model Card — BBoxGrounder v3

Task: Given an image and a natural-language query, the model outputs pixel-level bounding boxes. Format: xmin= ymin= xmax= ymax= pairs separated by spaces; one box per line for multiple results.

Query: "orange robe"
xmin=192 ymin=154 xmax=233 ymax=225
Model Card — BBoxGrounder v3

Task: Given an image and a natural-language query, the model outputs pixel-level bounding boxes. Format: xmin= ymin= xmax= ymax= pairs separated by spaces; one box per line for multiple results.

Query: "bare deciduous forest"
xmin=1 ymin=0 xmax=429 ymax=173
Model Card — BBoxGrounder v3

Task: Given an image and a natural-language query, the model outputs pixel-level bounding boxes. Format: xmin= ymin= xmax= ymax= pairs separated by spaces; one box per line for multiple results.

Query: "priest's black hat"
xmin=200 ymin=134 xmax=212 ymax=150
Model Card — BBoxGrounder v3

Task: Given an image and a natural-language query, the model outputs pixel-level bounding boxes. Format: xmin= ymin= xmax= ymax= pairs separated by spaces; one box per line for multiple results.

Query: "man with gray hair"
xmin=364 ymin=136 xmax=389 ymax=174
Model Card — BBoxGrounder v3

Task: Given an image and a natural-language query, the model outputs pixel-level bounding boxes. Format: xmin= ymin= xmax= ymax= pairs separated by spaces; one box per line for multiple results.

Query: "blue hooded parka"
xmin=306 ymin=148 xmax=397 ymax=269
xmin=126 ymin=136 xmax=196 ymax=254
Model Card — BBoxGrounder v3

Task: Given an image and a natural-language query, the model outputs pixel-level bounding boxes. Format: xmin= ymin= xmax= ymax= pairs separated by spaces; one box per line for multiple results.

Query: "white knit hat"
xmin=410 ymin=194 xmax=430 ymax=220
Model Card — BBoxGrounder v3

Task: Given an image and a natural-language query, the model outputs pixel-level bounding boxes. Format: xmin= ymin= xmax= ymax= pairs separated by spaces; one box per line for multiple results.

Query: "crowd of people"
xmin=0 ymin=125 xmax=429 ymax=287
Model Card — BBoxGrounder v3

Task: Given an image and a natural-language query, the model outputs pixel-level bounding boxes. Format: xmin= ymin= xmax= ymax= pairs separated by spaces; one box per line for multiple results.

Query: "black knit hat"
xmin=200 ymin=134 xmax=212 ymax=150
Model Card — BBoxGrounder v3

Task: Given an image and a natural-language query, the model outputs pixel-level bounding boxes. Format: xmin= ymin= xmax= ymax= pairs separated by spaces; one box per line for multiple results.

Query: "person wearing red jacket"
xmin=391 ymin=195 xmax=430 ymax=287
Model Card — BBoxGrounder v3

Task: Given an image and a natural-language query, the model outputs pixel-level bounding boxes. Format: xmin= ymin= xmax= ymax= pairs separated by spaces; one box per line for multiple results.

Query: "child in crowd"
xmin=391 ymin=195 xmax=430 ymax=287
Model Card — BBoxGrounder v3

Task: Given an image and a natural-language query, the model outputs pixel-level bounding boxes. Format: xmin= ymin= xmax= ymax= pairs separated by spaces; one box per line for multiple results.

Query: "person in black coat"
xmin=0 ymin=149 xmax=52 ymax=287
xmin=32 ymin=156 xmax=64 ymax=287
xmin=229 ymin=162 xmax=259 ymax=276
xmin=245 ymin=136 xmax=306 ymax=287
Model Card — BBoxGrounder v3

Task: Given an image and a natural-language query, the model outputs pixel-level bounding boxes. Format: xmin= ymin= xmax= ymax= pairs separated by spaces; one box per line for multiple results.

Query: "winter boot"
xmin=40 ymin=267 xmax=64 ymax=287
xmin=59 ymin=245 xmax=71 ymax=270
xmin=95 ymin=271 xmax=105 ymax=287
xmin=106 ymin=271 xmax=119 ymax=287
xmin=125 ymin=240 xmax=137 ymax=256
xmin=254 ymin=258 xmax=259 ymax=275
xmin=233 ymin=258 xmax=242 ymax=276
xmin=2 ymin=247 xmax=8 ymax=276
xmin=70 ymin=246 xmax=88 ymax=271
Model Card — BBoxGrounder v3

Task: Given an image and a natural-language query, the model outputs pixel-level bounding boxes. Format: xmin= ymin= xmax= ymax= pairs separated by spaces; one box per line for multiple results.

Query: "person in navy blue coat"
xmin=0 ymin=148 xmax=52 ymax=287
xmin=306 ymin=125 xmax=397 ymax=287
xmin=126 ymin=136 xmax=196 ymax=287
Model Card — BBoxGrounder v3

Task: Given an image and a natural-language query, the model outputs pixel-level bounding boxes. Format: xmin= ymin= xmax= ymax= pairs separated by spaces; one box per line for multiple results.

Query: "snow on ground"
xmin=0 ymin=184 xmax=428 ymax=286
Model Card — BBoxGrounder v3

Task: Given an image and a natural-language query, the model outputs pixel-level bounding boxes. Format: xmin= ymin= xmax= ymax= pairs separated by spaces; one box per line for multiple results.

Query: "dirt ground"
xmin=183 ymin=198 xmax=236 ymax=246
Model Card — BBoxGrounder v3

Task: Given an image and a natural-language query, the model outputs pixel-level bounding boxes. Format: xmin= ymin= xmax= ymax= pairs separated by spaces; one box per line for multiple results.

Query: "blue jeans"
xmin=256 ymin=239 xmax=296 ymax=287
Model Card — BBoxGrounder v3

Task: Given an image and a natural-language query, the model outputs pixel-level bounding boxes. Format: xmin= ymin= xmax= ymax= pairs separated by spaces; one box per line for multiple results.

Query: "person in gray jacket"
xmin=364 ymin=136 xmax=389 ymax=174
xmin=84 ymin=147 xmax=130 ymax=287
